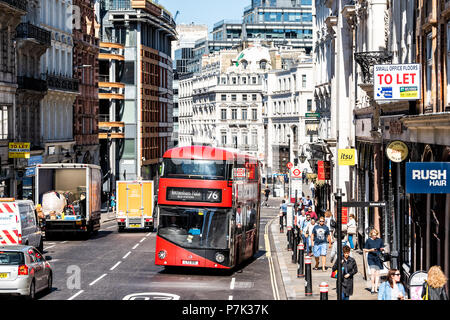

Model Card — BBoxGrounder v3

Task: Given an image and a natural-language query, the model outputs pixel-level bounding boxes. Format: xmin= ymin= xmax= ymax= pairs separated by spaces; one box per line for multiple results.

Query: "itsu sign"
xmin=406 ymin=162 xmax=450 ymax=194
xmin=374 ymin=64 xmax=421 ymax=101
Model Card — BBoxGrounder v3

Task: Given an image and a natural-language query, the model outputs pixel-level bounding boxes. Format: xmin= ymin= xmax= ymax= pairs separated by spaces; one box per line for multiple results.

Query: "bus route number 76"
xmin=206 ymin=190 xmax=220 ymax=202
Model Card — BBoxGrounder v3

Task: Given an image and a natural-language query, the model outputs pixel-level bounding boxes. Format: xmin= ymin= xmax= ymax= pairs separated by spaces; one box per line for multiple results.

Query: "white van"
xmin=0 ymin=199 xmax=43 ymax=252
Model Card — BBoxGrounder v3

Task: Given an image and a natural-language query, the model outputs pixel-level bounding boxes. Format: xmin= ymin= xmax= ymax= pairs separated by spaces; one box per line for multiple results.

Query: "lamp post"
xmin=334 ymin=188 xmax=345 ymax=300
xmin=287 ymin=134 xmax=291 ymax=200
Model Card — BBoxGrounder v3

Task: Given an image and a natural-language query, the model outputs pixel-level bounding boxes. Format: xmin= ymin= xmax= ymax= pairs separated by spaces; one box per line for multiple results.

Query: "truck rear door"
xmin=125 ymin=183 xmax=144 ymax=228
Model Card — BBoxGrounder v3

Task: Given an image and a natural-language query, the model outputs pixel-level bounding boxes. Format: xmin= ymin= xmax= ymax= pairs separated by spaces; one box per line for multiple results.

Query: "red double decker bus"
xmin=155 ymin=146 xmax=261 ymax=269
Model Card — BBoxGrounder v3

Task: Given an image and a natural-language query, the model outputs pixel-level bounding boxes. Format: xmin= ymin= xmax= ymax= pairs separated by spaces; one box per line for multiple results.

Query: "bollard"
xmin=304 ymin=255 xmax=312 ymax=296
xmin=291 ymin=229 xmax=298 ymax=263
xmin=297 ymin=242 xmax=304 ymax=278
xmin=320 ymin=282 xmax=329 ymax=300
xmin=287 ymin=226 xmax=292 ymax=251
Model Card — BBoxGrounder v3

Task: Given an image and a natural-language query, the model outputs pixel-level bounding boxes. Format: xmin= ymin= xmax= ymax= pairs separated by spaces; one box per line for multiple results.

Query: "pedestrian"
xmin=303 ymin=195 xmax=313 ymax=211
xmin=279 ymin=200 xmax=287 ymax=232
xmin=330 ymin=232 xmax=351 ymax=265
xmin=306 ymin=206 xmax=317 ymax=220
xmin=110 ymin=192 xmax=116 ymax=213
xmin=297 ymin=209 xmax=306 ymax=231
xmin=301 ymin=214 xmax=312 ymax=254
xmin=309 ymin=181 xmax=315 ymax=199
xmin=280 ymin=199 xmax=288 ymax=227
xmin=264 ymin=185 xmax=270 ymax=205
xmin=378 ymin=269 xmax=406 ymax=300
xmin=311 ymin=217 xmax=332 ymax=271
xmin=332 ymin=245 xmax=357 ymax=300
xmin=363 ymin=229 xmax=385 ymax=294
xmin=421 ymin=265 xmax=448 ymax=300
xmin=347 ymin=214 xmax=357 ymax=249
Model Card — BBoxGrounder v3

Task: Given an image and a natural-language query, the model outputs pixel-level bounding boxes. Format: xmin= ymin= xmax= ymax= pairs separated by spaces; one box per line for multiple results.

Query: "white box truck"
xmin=35 ymin=164 xmax=102 ymax=238
xmin=116 ymin=180 xmax=154 ymax=232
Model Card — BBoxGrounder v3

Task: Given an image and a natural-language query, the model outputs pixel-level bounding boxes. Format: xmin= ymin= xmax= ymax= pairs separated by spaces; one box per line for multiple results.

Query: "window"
xmin=307 ymin=99 xmax=312 ymax=111
xmin=242 ymin=94 xmax=247 ymax=101
xmin=232 ymin=77 xmax=237 ymax=84
xmin=0 ymin=105 xmax=11 ymax=140
xmin=447 ymin=23 xmax=450 ymax=105
xmin=221 ymin=77 xmax=226 ymax=84
xmin=252 ymin=94 xmax=257 ymax=101
xmin=243 ymin=133 xmax=248 ymax=145
xmin=221 ymin=109 xmax=227 ymax=120
xmin=123 ymin=139 xmax=136 ymax=158
xmin=242 ymin=109 xmax=248 ymax=120
xmin=252 ymin=77 xmax=257 ymax=84
xmin=259 ymin=60 xmax=267 ymax=69
xmin=221 ymin=133 xmax=227 ymax=145
xmin=251 ymin=131 xmax=258 ymax=145
xmin=231 ymin=94 xmax=237 ymax=101
xmin=252 ymin=109 xmax=258 ymax=120
xmin=221 ymin=94 xmax=226 ymax=101
xmin=123 ymin=61 xmax=135 ymax=85
xmin=242 ymin=77 xmax=247 ymax=84
xmin=241 ymin=60 xmax=248 ymax=69
xmin=426 ymin=32 xmax=432 ymax=106
xmin=302 ymin=74 xmax=307 ymax=88
xmin=162 ymin=159 xmax=227 ymax=180
xmin=231 ymin=109 xmax=237 ymax=120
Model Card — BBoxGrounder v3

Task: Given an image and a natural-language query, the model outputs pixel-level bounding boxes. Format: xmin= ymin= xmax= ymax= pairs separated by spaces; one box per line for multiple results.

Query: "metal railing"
xmin=47 ymin=74 xmax=79 ymax=92
xmin=15 ymin=22 xmax=51 ymax=46
xmin=354 ymin=50 xmax=393 ymax=84
xmin=0 ymin=0 xmax=27 ymax=11
xmin=17 ymin=76 xmax=47 ymax=92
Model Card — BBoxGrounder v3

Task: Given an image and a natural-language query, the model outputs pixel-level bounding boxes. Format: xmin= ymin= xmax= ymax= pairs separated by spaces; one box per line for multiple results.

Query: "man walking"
xmin=309 ymin=181 xmax=315 ymax=199
xmin=301 ymin=214 xmax=312 ymax=255
xmin=311 ymin=217 xmax=332 ymax=271
xmin=263 ymin=185 xmax=270 ymax=207
xmin=303 ymin=195 xmax=313 ymax=211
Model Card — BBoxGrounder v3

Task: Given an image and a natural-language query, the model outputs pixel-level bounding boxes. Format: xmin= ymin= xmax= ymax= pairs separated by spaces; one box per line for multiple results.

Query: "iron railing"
xmin=16 ymin=22 xmax=51 ymax=47
xmin=354 ymin=50 xmax=393 ymax=84
xmin=17 ymin=76 xmax=47 ymax=92
xmin=47 ymin=74 xmax=79 ymax=92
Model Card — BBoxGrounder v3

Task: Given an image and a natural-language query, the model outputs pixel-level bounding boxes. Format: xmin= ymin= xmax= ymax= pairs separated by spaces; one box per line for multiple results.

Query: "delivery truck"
xmin=116 ymin=180 xmax=154 ymax=232
xmin=35 ymin=164 xmax=102 ymax=238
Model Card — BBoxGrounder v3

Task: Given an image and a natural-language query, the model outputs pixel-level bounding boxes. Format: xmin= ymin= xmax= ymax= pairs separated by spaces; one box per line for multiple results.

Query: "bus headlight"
xmin=158 ymin=250 xmax=167 ymax=260
xmin=215 ymin=252 xmax=225 ymax=263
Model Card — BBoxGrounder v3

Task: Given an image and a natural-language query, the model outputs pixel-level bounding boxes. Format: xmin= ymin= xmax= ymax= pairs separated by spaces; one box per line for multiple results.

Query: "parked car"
xmin=0 ymin=198 xmax=43 ymax=252
xmin=0 ymin=245 xmax=53 ymax=299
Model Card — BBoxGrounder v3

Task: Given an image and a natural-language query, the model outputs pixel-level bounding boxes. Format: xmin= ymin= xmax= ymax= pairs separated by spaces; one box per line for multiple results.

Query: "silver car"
xmin=0 ymin=245 xmax=53 ymax=299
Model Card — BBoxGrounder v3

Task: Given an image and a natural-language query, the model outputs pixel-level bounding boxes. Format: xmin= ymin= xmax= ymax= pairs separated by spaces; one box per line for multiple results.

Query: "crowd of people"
xmin=269 ymin=184 xmax=448 ymax=301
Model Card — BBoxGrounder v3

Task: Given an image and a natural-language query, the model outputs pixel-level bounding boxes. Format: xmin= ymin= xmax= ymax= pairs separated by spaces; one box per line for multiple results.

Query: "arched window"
xmin=259 ymin=59 xmax=267 ymax=69
xmin=241 ymin=59 xmax=248 ymax=69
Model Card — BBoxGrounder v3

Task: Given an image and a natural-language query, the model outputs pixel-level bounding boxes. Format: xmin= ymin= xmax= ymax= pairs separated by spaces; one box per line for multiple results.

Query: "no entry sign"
xmin=374 ymin=64 xmax=421 ymax=101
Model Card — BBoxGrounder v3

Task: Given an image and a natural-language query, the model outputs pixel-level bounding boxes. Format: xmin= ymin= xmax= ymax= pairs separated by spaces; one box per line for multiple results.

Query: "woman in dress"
xmin=363 ymin=229 xmax=384 ymax=294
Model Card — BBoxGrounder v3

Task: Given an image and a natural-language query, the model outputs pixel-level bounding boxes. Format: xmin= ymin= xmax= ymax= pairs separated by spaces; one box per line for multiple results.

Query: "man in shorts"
xmin=311 ymin=217 xmax=332 ymax=271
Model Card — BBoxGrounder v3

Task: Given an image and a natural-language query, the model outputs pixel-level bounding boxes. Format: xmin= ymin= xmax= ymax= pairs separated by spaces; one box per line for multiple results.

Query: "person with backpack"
xmin=421 ymin=265 xmax=449 ymax=300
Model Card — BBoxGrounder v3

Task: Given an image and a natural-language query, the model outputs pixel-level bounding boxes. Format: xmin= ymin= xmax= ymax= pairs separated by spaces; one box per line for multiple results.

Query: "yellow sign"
xmin=386 ymin=141 xmax=408 ymax=163
xmin=338 ymin=149 xmax=356 ymax=166
xmin=8 ymin=142 xmax=30 ymax=158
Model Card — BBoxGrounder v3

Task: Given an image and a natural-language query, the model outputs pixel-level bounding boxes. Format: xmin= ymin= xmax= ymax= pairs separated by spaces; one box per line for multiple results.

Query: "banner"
xmin=374 ymin=64 xmax=421 ymax=100
xmin=8 ymin=142 xmax=30 ymax=159
xmin=406 ymin=162 xmax=450 ymax=194
xmin=338 ymin=149 xmax=356 ymax=166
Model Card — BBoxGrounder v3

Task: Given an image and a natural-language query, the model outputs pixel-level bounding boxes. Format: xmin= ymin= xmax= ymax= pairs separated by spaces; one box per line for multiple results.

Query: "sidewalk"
xmin=266 ymin=197 xmax=377 ymax=300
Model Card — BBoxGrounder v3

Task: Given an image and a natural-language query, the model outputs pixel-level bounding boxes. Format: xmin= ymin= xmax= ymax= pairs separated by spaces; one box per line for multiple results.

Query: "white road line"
xmin=44 ymin=245 xmax=56 ymax=250
xmin=61 ymin=241 xmax=68 ymax=244
xmin=139 ymin=237 xmax=146 ymax=243
xmin=110 ymin=261 xmax=122 ymax=271
xmin=89 ymin=273 xmax=107 ymax=286
xmin=132 ymin=243 xmax=140 ymax=250
xmin=146 ymin=232 xmax=152 ymax=237
xmin=230 ymin=277 xmax=235 ymax=290
xmin=67 ymin=290 xmax=84 ymax=300
xmin=228 ymin=295 xmax=233 ymax=300
xmin=122 ymin=251 xmax=131 ymax=259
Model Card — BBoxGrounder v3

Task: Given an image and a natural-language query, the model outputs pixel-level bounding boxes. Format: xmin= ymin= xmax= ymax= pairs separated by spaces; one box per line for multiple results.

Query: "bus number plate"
xmin=0 ymin=273 xmax=8 ymax=279
xmin=182 ymin=260 xmax=199 ymax=265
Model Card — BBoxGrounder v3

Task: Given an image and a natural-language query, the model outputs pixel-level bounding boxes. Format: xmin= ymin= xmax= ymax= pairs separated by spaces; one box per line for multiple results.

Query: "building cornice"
xmin=401 ymin=113 xmax=450 ymax=129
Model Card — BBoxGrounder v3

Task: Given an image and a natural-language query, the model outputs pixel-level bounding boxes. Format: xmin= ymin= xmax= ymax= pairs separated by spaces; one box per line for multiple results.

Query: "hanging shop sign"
xmin=386 ymin=141 xmax=408 ymax=163
xmin=305 ymin=120 xmax=319 ymax=136
xmin=8 ymin=142 xmax=30 ymax=159
xmin=374 ymin=63 xmax=421 ymax=100
xmin=406 ymin=162 xmax=450 ymax=194
xmin=317 ymin=161 xmax=331 ymax=180
xmin=338 ymin=149 xmax=356 ymax=166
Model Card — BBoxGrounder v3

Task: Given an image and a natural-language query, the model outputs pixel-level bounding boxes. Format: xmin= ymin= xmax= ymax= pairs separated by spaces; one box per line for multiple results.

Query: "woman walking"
xmin=378 ymin=269 xmax=406 ymax=300
xmin=347 ymin=214 xmax=357 ymax=249
xmin=332 ymin=245 xmax=357 ymax=300
xmin=363 ymin=229 xmax=384 ymax=294
xmin=422 ymin=265 xmax=448 ymax=300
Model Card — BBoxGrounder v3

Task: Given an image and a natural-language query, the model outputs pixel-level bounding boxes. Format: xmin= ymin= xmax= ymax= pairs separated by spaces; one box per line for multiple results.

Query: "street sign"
xmin=406 ymin=162 xmax=450 ymax=194
xmin=233 ymin=168 xmax=246 ymax=178
xmin=386 ymin=141 xmax=408 ymax=163
xmin=287 ymin=162 xmax=293 ymax=169
xmin=338 ymin=149 xmax=356 ymax=166
xmin=374 ymin=63 xmax=421 ymax=100
xmin=8 ymin=142 xmax=30 ymax=159
xmin=305 ymin=113 xmax=320 ymax=118
xmin=291 ymin=168 xmax=301 ymax=178
xmin=342 ymin=201 xmax=387 ymax=207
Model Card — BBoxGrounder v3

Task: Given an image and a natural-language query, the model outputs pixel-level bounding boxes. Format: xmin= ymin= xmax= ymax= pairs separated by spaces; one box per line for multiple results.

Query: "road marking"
xmin=89 ymin=273 xmax=107 ymax=286
xmin=146 ymin=232 xmax=152 ymax=237
xmin=44 ymin=245 xmax=56 ymax=250
xmin=228 ymin=295 xmax=233 ymax=300
xmin=106 ymin=226 xmax=115 ymax=229
xmin=230 ymin=277 xmax=235 ymax=290
xmin=265 ymin=217 xmax=280 ymax=300
xmin=132 ymin=243 xmax=140 ymax=250
xmin=61 ymin=241 xmax=68 ymax=244
xmin=123 ymin=251 xmax=131 ymax=259
xmin=140 ymin=237 xmax=146 ymax=243
xmin=67 ymin=290 xmax=84 ymax=300
xmin=110 ymin=261 xmax=122 ymax=271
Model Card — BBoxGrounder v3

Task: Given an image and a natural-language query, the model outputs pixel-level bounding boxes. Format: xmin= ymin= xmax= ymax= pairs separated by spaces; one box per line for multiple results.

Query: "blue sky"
xmin=160 ymin=0 xmax=250 ymax=32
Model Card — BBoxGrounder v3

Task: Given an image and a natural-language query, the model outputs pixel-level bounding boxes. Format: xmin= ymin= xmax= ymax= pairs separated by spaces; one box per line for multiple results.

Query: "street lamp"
xmin=298 ymin=143 xmax=310 ymax=163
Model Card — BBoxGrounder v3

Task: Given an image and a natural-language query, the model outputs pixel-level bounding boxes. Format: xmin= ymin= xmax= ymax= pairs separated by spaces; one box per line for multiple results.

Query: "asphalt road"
xmin=27 ymin=204 xmax=283 ymax=301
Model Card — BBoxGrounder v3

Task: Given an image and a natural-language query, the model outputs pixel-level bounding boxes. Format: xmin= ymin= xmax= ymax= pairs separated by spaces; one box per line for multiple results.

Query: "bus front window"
xmin=158 ymin=207 xmax=230 ymax=249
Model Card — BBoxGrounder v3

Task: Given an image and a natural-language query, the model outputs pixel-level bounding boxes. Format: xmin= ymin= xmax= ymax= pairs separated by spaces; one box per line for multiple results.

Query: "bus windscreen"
xmin=158 ymin=207 xmax=230 ymax=250
xmin=162 ymin=159 xmax=228 ymax=180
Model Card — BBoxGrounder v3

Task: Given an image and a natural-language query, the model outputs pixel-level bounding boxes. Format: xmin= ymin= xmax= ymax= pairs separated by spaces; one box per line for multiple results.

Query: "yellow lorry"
xmin=116 ymin=180 xmax=155 ymax=232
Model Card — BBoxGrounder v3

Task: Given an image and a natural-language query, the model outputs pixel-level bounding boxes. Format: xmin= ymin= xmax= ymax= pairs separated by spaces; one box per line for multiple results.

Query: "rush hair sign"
xmin=374 ymin=64 xmax=421 ymax=101
xmin=406 ymin=162 xmax=450 ymax=194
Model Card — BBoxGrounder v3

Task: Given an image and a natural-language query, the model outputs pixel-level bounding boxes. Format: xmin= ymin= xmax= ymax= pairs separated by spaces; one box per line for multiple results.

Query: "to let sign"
xmin=406 ymin=162 xmax=450 ymax=194
xmin=374 ymin=64 xmax=421 ymax=101
xmin=9 ymin=142 xmax=30 ymax=159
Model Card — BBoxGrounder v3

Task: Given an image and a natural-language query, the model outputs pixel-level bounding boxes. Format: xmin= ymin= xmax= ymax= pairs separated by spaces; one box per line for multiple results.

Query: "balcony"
xmin=15 ymin=22 xmax=51 ymax=47
xmin=0 ymin=0 xmax=26 ymax=12
xmin=17 ymin=76 xmax=47 ymax=92
xmin=98 ymin=114 xmax=125 ymax=128
xmin=47 ymin=74 xmax=79 ymax=92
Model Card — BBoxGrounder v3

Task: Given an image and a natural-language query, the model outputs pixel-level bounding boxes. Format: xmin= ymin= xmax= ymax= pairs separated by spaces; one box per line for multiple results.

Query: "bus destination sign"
xmin=167 ymin=187 xmax=222 ymax=203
